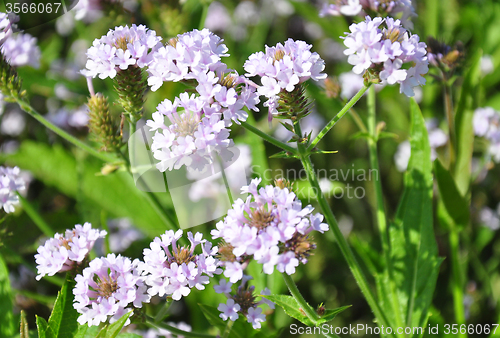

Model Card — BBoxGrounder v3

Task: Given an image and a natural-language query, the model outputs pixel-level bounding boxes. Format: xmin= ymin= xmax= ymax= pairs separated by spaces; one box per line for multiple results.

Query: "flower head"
xmin=138 ymin=230 xmax=221 ymax=301
xmin=0 ymin=12 xmax=13 ymax=45
xmin=73 ymin=254 xmax=150 ymax=326
xmin=82 ymin=24 xmax=162 ymax=79
xmin=1 ymin=32 xmax=41 ymax=68
xmin=35 ymin=223 xmax=106 ymax=280
xmin=212 ymin=178 xmax=328 ymax=281
xmin=0 ymin=166 xmax=25 ymax=213
xmin=342 ymin=16 xmax=428 ymax=97
xmin=148 ymin=93 xmax=234 ymax=171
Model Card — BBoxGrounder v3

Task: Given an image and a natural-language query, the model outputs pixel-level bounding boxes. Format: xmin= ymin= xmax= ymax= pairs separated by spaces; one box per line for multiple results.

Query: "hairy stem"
xmin=282 ymin=272 xmax=319 ymax=324
xmin=240 ymin=121 xmax=298 ymax=155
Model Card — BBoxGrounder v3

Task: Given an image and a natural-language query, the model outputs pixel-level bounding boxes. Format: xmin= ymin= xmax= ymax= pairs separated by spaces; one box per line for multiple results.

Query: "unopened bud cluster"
xmin=87 ymin=94 xmax=122 ymax=152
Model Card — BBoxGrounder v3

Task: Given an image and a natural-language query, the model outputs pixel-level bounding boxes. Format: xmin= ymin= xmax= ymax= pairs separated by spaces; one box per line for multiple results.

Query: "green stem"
xmin=218 ymin=156 xmax=234 ymax=205
xmin=222 ymin=319 xmax=234 ymax=338
xmin=282 ymin=273 xmax=319 ymax=324
xmin=307 ymin=85 xmax=370 ymax=152
xmin=240 ymin=121 xmax=298 ymax=155
xmin=15 ymin=99 xmax=115 ymax=163
xmin=366 ymin=87 xmax=403 ymax=334
xmin=450 ymin=230 xmax=466 ymax=335
xmin=443 ymin=79 xmax=456 ymax=171
xmin=145 ymin=316 xmax=216 ymax=338
xmin=16 ymin=193 xmax=54 ymax=237
xmin=293 ymin=120 xmax=393 ymax=335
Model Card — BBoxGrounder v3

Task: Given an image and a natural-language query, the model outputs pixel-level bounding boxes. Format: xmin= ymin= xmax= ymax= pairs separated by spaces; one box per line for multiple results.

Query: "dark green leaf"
xmin=48 ymin=275 xmax=79 ymax=337
xmin=74 ymin=324 xmax=99 ymax=338
xmin=36 ymin=316 xmax=55 ymax=338
xmin=3 ymin=141 xmax=173 ymax=237
xmin=116 ymin=333 xmax=143 ymax=338
xmin=261 ymin=294 xmax=315 ymax=326
xmin=385 ymin=99 xmax=442 ymax=333
xmin=434 ymin=160 xmax=470 ymax=227
xmin=269 ymin=151 xmax=298 ymax=159
xmin=320 ymin=305 xmax=351 ymax=322
xmin=0 ymin=254 xmax=15 ymax=338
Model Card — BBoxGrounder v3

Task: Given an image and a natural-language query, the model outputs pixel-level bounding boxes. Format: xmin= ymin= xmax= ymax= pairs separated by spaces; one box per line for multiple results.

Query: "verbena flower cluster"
xmin=0 ymin=12 xmax=41 ymax=68
xmin=342 ymin=16 xmax=428 ymax=97
xmin=73 ymin=253 xmax=150 ymax=326
xmin=215 ymin=276 xmax=274 ymax=329
xmin=473 ymin=107 xmax=500 ymax=162
xmin=82 ymin=24 xmax=162 ymax=79
xmin=35 ymin=223 xmax=107 ymax=280
xmin=212 ymin=178 xmax=329 ymax=283
xmin=243 ymin=39 xmax=326 ymax=119
xmin=320 ymin=0 xmax=416 ymax=28
xmin=0 ymin=165 xmax=25 ymax=213
xmin=138 ymin=230 xmax=221 ymax=300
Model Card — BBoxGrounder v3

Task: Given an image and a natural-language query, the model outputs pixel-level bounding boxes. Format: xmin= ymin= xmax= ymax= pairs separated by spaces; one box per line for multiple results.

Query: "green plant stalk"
xmin=450 ymin=230 xmax=466 ymax=334
xmin=222 ymin=319 xmax=234 ymax=338
xmin=307 ymin=85 xmax=370 ymax=152
xmin=218 ymin=156 xmax=234 ymax=205
xmin=282 ymin=273 xmax=319 ymax=324
xmin=146 ymin=316 xmax=216 ymax=338
xmin=293 ymin=121 xmax=393 ymax=334
xmin=15 ymin=99 xmax=115 ymax=163
xmin=240 ymin=121 xmax=298 ymax=155
xmin=444 ymin=81 xmax=456 ymax=171
xmin=366 ymin=87 xmax=404 ymax=334
xmin=16 ymin=192 xmax=54 ymax=237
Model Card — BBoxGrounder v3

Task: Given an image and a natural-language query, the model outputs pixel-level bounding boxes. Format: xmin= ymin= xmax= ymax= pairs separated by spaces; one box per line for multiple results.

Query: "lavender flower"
xmin=138 ymin=230 xmax=221 ymax=301
xmin=1 ymin=32 xmax=41 ymax=68
xmin=147 ymin=93 xmax=234 ymax=171
xmin=73 ymin=254 xmax=150 ymax=326
xmin=147 ymin=29 xmax=228 ymax=92
xmin=0 ymin=165 xmax=25 ymax=213
xmin=35 ymin=223 xmax=106 ymax=280
xmin=244 ymin=39 xmax=326 ymax=120
xmin=342 ymin=16 xmax=428 ymax=96
xmin=212 ymin=178 xmax=328 ymax=282
xmin=473 ymin=107 xmax=500 ymax=163
xmin=214 ymin=276 xmax=273 ymax=329
xmin=82 ymin=24 xmax=162 ymax=79
xmin=478 ymin=206 xmax=500 ymax=231
xmin=0 ymin=12 xmax=13 ymax=45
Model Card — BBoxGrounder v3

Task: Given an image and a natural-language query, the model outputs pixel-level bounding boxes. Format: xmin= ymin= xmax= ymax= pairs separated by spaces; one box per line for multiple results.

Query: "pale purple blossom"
xmin=0 ymin=12 xmax=13 ymax=45
xmin=73 ymin=254 xmax=150 ymax=326
xmin=218 ymin=299 xmax=240 ymax=321
xmin=212 ymin=178 xmax=328 ymax=281
xmin=479 ymin=206 xmax=500 ymax=231
xmin=138 ymin=230 xmax=221 ymax=301
xmin=1 ymin=32 xmax=41 ymax=68
xmin=342 ymin=16 xmax=428 ymax=97
xmin=35 ymin=223 xmax=106 ymax=281
xmin=0 ymin=165 xmax=25 ymax=213
xmin=473 ymin=107 xmax=500 ymax=163
xmin=82 ymin=24 xmax=162 ymax=79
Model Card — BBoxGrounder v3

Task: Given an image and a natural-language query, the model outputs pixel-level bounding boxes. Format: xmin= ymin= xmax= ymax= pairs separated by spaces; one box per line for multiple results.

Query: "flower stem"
xmin=450 ymin=230 xmax=466 ymax=336
xmin=240 ymin=121 xmax=298 ymax=155
xmin=222 ymin=319 xmax=234 ymax=338
xmin=282 ymin=273 xmax=319 ymax=324
xmin=218 ymin=156 xmax=234 ymax=205
xmin=16 ymin=192 xmax=54 ymax=237
xmin=15 ymin=99 xmax=115 ymax=163
xmin=307 ymin=85 xmax=370 ymax=152
xmin=293 ymin=120 xmax=393 ymax=334
xmin=145 ymin=316 xmax=216 ymax=338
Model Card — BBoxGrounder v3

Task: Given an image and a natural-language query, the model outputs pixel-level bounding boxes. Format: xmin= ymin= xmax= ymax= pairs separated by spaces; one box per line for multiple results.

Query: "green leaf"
xmin=269 ymin=151 xmax=298 ymax=159
xmin=198 ymin=304 xmax=249 ymax=338
xmin=116 ymin=334 xmax=143 ymax=338
xmin=261 ymin=294 xmax=315 ymax=327
xmin=434 ymin=160 xmax=470 ymax=228
xmin=454 ymin=50 xmax=482 ymax=196
xmin=320 ymin=305 xmax=351 ymax=322
xmin=74 ymin=324 xmax=99 ymax=338
xmin=0 ymin=254 xmax=15 ymax=338
xmin=385 ymin=99 xmax=443 ymax=334
xmin=36 ymin=316 xmax=55 ymax=338
xmin=3 ymin=141 xmax=173 ymax=237
xmin=95 ymin=311 xmax=132 ymax=338
xmin=47 ymin=275 xmax=79 ymax=337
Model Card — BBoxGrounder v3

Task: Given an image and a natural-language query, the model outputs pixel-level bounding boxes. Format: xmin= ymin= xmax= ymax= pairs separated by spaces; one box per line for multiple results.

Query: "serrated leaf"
xmin=95 ymin=312 xmax=132 ymax=338
xmin=48 ymin=275 xmax=79 ymax=337
xmin=384 ymin=99 xmax=442 ymax=334
xmin=0 ymin=254 xmax=15 ymax=338
xmin=37 ymin=316 xmax=55 ymax=338
xmin=320 ymin=305 xmax=351 ymax=322
xmin=261 ymin=295 xmax=315 ymax=326
xmin=434 ymin=160 xmax=470 ymax=227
